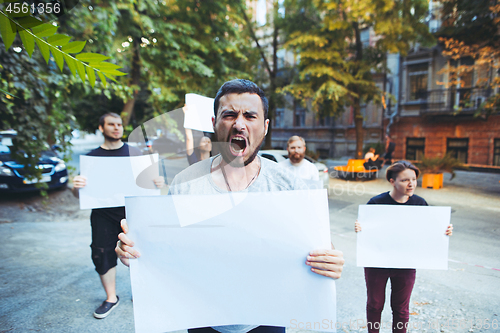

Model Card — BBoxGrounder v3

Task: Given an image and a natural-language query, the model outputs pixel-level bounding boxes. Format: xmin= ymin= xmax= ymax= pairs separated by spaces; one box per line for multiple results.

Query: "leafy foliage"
xmin=418 ymin=154 xmax=463 ymax=180
xmin=437 ymin=2 xmax=500 ymax=116
xmin=281 ymin=0 xmax=434 ymax=158
xmin=0 ymin=9 xmax=126 ymax=87
xmin=0 ymin=37 xmax=75 ymax=188
xmin=58 ymin=0 xmax=255 ymax=131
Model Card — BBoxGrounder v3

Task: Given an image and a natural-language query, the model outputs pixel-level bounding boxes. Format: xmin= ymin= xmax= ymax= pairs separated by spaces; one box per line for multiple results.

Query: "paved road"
xmin=1 ymin=169 xmax=499 ymax=333
xmin=327 ymin=175 xmax=500 ymax=333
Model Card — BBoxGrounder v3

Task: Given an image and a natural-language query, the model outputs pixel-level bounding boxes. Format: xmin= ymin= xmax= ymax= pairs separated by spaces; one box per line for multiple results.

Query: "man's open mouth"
xmin=230 ymin=136 xmax=247 ymax=155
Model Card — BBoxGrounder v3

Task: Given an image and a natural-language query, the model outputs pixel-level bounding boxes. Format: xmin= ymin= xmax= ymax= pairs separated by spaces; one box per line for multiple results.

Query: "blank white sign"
xmin=356 ymin=205 xmax=450 ymax=270
xmin=125 ymin=190 xmax=336 ymax=333
xmin=184 ymin=93 xmax=215 ymax=133
xmin=79 ymin=155 xmax=160 ymax=209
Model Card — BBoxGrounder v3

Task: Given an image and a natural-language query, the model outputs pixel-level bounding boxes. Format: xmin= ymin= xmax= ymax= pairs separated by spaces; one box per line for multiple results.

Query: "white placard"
xmin=126 ymin=190 xmax=336 ymax=333
xmin=184 ymin=93 xmax=215 ymax=133
xmin=356 ymin=205 xmax=451 ymax=270
xmin=79 ymin=154 xmax=160 ymax=209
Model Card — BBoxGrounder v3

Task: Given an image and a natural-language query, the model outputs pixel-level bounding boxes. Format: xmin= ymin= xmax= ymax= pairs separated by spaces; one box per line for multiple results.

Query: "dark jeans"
xmin=364 ymin=268 xmax=416 ymax=333
xmin=188 ymin=326 xmax=285 ymax=333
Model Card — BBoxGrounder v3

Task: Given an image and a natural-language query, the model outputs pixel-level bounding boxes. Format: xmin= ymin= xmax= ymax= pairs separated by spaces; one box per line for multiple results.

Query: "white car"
xmin=258 ymin=150 xmax=329 ymax=188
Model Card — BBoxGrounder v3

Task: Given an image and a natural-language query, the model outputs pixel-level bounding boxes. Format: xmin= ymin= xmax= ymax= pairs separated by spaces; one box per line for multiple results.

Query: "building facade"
xmin=388 ymin=44 xmax=500 ymax=166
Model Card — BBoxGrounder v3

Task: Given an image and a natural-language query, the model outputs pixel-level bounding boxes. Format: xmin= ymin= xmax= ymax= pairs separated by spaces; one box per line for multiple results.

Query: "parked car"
xmin=0 ymin=143 xmax=68 ymax=193
xmin=257 ymin=149 xmax=329 ymax=188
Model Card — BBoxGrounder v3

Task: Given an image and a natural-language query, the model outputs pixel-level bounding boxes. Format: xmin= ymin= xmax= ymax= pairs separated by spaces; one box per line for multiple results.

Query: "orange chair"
xmin=333 ymin=159 xmax=378 ymax=180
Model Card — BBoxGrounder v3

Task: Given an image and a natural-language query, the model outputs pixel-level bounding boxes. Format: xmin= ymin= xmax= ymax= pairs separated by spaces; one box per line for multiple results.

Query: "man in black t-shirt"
xmin=72 ymin=113 xmax=164 ymax=319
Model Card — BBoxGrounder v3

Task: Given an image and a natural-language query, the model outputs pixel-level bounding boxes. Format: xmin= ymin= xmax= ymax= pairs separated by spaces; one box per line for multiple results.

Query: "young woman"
xmin=355 ymin=160 xmax=453 ymax=333
xmin=185 ymin=127 xmax=212 ymax=165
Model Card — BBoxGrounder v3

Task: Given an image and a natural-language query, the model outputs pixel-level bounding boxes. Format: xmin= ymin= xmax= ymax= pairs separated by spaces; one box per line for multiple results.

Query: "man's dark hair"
xmin=213 ymin=79 xmax=269 ymax=122
xmin=99 ymin=113 xmax=121 ymax=127
xmin=386 ymin=160 xmax=420 ymax=181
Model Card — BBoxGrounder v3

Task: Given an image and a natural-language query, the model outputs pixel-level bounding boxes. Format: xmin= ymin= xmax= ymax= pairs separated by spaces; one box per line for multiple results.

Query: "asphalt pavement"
xmin=1 ymin=164 xmax=499 ymax=333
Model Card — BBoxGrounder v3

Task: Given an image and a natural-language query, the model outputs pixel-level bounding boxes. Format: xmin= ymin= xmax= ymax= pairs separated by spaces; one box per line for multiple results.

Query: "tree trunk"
xmin=121 ymin=37 xmax=141 ymax=127
xmin=264 ymin=17 xmax=279 ymax=149
xmin=352 ymin=21 xmax=364 ymax=159
xmin=353 ymin=99 xmax=364 ymax=159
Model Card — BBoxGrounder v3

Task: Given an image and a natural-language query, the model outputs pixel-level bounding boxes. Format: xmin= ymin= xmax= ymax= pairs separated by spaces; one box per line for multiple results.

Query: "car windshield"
xmin=0 ymin=144 xmax=11 ymax=162
xmin=0 ymin=144 xmax=10 ymax=154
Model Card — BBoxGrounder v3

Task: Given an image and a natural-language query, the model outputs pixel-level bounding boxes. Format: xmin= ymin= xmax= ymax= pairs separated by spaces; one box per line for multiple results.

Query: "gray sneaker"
xmin=93 ymin=296 xmax=119 ymax=319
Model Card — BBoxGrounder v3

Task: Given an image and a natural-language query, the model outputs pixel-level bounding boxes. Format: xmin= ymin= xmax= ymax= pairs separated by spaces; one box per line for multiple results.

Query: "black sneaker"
xmin=93 ymin=296 xmax=120 ymax=319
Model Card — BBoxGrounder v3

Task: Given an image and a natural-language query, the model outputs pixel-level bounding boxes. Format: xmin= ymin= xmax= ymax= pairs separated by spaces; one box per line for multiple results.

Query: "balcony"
xmin=414 ymin=88 xmax=493 ymax=115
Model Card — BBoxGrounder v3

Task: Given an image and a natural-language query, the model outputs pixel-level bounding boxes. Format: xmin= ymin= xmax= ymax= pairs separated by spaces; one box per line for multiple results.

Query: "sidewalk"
xmin=1 ymin=168 xmax=498 ymax=333
xmin=327 ymin=165 xmax=500 ymax=211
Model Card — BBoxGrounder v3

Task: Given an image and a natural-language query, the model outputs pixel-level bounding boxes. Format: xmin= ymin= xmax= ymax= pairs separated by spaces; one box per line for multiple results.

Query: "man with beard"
xmin=116 ymin=80 xmax=344 ymax=333
xmin=72 ymin=113 xmax=164 ymax=319
xmin=280 ymin=136 xmax=319 ymax=181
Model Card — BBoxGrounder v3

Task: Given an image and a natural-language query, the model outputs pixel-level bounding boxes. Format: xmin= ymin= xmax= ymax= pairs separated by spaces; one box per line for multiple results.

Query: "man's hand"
xmin=73 ymin=175 xmax=87 ymax=189
xmin=153 ymin=176 xmax=165 ymax=189
xmin=306 ymin=248 xmax=344 ymax=279
xmin=445 ymin=224 xmax=453 ymax=236
xmin=71 ymin=175 xmax=86 ymax=198
xmin=354 ymin=220 xmax=362 ymax=232
xmin=116 ymin=219 xmax=141 ymax=267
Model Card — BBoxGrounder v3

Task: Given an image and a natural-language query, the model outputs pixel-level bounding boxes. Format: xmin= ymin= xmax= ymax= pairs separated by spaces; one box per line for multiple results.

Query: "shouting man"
xmin=116 ymin=80 xmax=344 ymax=333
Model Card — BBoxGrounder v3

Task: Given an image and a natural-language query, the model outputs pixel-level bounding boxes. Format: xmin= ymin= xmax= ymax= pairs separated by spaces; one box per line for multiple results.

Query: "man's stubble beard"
xmin=290 ymin=153 xmax=305 ymax=164
xmin=215 ymin=132 xmax=265 ymax=168
xmin=103 ymin=133 xmax=122 ymax=143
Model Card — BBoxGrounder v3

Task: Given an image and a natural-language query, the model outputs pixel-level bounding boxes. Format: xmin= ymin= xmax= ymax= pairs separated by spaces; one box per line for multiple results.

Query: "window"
xmin=494 ymin=139 xmax=500 ymax=166
xmin=447 ymin=138 xmax=469 ymax=164
xmin=408 ymin=64 xmax=428 ymax=101
xmin=256 ymin=0 xmax=267 ymax=26
xmin=294 ymin=108 xmax=306 ymax=127
xmin=274 ymin=108 xmax=284 ymax=128
xmin=406 ymin=138 xmax=425 ymax=161
xmin=361 ymin=29 xmax=370 ymax=48
xmin=317 ymin=148 xmax=330 ymax=159
xmin=318 ymin=115 xmax=333 ymax=127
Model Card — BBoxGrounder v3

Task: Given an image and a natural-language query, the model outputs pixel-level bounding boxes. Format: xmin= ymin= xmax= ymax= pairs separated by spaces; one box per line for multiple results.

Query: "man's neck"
xmin=200 ymin=150 xmax=210 ymax=161
xmin=211 ymin=155 xmax=261 ymax=192
xmin=101 ymin=140 xmax=124 ymax=150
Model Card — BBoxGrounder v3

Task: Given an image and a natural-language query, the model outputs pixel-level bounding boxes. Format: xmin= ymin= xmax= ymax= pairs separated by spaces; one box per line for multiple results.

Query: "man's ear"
xmin=98 ymin=125 xmax=103 ymax=134
xmin=264 ymin=119 xmax=269 ymax=136
xmin=212 ymin=116 xmax=216 ymax=131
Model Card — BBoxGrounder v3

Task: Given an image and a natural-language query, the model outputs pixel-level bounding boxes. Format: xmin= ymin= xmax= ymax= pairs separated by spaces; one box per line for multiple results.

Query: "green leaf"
xmin=86 ymin=66 xmax=96 ymax=87
xmin=63 ymin=54 xmax=77 ymax=77
xmin=51 ymin=46 xmax=64 ymax=71
xmin=47 ymin=34 xmax=71 ymax=46
xmin=61 ymin=41 xmax=86 ymax=53
xmin=18 ymin=29 xmax=34 ymax=56
xmin=89 ymin=62 xmax=122 ymax=70
xmin=31 ymin=23 xmax=57 ymax=38
xmin=76 ymin=53 xmax=110 ymax=62
xmin=97 ymin=68 xmax=127 ymax=76
xmin=97 ymin=71 xmax=107 ymax=88
xmin=34 ymin=38 xmax=50 ymax=63
xmin=76 ymin=60 xmax=86 ymax=83
xmin=16 ymin=16 xmax=42 ymax=28
xmin=0 ymin=11 xmax=16 ymax=50
xmin=103 ymin=73 xmax=118 ymax=83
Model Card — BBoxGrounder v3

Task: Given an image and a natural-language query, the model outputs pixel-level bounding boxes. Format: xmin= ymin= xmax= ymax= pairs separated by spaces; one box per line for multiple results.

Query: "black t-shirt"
xmin=367 ymin=191 xmax=428 ymax=206
xmin=187 ymin=151 xmax=199 ymax=166
xmin=87 ymin=143 xmax=142 ymax=222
